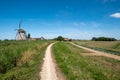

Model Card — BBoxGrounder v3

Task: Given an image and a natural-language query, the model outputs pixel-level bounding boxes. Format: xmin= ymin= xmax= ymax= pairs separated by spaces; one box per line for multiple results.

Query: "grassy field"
xmin=73 ymin=41 xmax=120 ymax=55
xmin=52 ymin=42 xmax=120 ymax=80
xmin=0 ymin=40 xmax=53 ymax=80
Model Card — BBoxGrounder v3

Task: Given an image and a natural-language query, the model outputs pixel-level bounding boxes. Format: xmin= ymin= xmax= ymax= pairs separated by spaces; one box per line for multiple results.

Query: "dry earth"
xmin=70 ymin=42 xmax=120 ymax=60
xmin=40 ymin=43 xmax=66 ymax=80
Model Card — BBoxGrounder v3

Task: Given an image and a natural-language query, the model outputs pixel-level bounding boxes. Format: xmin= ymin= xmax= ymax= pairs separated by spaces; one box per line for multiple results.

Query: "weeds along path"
xmin=70 ymin=42 xmax=120 ymax=60
xmin=40 ymin=43 xmax=64 ymax=80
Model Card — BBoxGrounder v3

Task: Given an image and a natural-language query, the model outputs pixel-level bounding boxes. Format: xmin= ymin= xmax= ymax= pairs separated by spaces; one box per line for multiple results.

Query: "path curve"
xmin=70 ymin=42 xmax=120 ymax=60
xmin=40 ymin=43 xmax=58 ymax=80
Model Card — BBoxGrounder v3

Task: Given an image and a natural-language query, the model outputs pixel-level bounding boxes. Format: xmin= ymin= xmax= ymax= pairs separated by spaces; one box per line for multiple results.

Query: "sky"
xmin=0 ymin=0 xmax=120 ymax=40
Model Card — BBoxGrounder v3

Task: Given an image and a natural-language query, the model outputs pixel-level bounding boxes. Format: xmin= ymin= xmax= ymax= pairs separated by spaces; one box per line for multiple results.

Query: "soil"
xmin=40 ymin=43 xmax=66 ymax=80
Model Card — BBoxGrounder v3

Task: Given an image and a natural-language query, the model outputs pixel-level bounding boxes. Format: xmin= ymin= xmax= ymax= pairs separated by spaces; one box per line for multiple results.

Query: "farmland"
xmin=52 ymin=42 xmax=120 ymax=80
xmin=1 ymin=40 xmax=120 ymax=80
xmin=73 ymin=41 xmax=120 ymax=56
xmin=0 ymin=40 xmax=53 ymax=80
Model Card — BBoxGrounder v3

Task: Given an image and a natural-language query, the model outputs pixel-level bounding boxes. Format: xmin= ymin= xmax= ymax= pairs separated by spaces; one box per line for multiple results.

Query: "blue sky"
xmin=0 ymin=0 xmax=120 ymax=40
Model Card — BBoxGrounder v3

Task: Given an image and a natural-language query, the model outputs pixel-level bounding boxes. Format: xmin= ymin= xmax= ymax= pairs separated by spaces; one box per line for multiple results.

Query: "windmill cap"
xmin=18 ymin=29 xmax=26 ymax=33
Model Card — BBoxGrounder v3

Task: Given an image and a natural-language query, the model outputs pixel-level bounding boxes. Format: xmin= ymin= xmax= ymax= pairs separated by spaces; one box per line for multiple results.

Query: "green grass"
xmin=0 ymin=40 xmax=53 ymax=80
xmin=52 ymin=42 xmax=120 ymax=80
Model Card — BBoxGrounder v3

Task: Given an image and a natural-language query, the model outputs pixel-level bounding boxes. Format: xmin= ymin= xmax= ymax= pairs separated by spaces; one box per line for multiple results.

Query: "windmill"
xmin=15 ymin=20 xmax=27 ymax=40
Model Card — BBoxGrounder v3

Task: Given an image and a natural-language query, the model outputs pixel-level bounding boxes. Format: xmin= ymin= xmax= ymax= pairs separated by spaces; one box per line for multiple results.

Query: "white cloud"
xmin=103 ymin=0 xmax=116 ymax=3
xmin=103 ymin=0 xmax=108 ymax=3
xmin=91 ymin=22 xmax=101 ymax=28
xmin=110 ymin=13 xmax=120 ymax=18
xmin=79 ymin=22 xmax=86 ymax=26
xmin=73 ymin=22 xmax=86 ymax=26
xmin=73 ymin=22 xmax=79 ymax=26
xmin=73 ymin=22 xmax=100 ymax=28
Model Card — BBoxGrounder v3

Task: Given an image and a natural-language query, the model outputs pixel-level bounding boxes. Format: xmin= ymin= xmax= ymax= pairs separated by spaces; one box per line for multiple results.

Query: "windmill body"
xmin=16 ymin=29 xmax=27 ymax=40
xmin=15 ymin=20 xmax=27 ymax=40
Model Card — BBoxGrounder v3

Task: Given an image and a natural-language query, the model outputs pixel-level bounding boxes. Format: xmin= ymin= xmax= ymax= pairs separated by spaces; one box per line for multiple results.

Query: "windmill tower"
xmin=15 ymin=20 xmax=27 ymax=40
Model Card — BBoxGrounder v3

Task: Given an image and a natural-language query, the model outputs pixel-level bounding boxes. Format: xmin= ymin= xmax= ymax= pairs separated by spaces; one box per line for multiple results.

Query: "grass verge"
xmin=0 ymin=40 xmax=53 ymax=80
xmin=52 ymin=42 xmax=120 ymax=80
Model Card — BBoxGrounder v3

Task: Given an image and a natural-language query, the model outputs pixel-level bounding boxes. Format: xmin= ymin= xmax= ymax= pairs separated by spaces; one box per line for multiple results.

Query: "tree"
xmin=4 ymin=39 xmax=9 ymax=41
xmin=92 ymin=37 xmax=97 ymax=41
xmin=57 ymin=36 xmax=64 ymax=41
xmin=27 ymin=33 xmax=31 ymax=39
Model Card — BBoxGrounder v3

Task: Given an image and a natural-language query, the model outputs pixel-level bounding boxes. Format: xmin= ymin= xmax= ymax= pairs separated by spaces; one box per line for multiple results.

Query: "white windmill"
xmin=15 ymin=20 xmax=27 ymax=40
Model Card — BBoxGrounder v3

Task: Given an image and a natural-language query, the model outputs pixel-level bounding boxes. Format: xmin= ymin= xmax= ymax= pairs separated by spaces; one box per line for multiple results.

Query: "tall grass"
xmin=0 ymin=40 xmax=53 ymax=80
xmin=52 ymin=42 xmax=120 ymax=80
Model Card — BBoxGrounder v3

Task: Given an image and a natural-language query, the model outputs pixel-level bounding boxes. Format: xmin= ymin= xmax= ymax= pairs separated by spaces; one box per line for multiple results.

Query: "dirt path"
xmin=40 ymin=43 xmax=66 ymax=80
xmin=70 ymin=42 xmax=120 ymax=60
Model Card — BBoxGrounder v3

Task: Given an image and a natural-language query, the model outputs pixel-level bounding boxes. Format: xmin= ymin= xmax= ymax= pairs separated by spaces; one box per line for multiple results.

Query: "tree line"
xmin=91 ymin=37 xmax=117 ymax=41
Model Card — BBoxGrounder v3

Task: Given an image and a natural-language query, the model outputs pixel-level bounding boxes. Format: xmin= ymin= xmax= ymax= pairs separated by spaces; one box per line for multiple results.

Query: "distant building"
xmin=30 ymin=36 xmax=45 ymax=41
xmin=40 ymin=36 xmax=45 ymax=40
xmin=64 ymin=38 xmax=69 ymax=41
xmin=31 ymin=38 xmax=36 ymax=41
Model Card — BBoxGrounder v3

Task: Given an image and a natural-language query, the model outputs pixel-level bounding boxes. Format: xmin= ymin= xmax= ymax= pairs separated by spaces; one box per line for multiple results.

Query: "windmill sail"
xmin=19 ymin=20 xmax=22 ymax=29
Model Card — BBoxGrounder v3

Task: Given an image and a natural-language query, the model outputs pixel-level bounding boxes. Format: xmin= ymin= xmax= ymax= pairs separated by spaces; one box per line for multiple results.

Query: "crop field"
xmin=73 ymin=41 xmax=120 ymax=56
xmin=0 ymin=40 xmax=52 ymax=80
xmin=52 ymin=42 xmax=120 ymax=80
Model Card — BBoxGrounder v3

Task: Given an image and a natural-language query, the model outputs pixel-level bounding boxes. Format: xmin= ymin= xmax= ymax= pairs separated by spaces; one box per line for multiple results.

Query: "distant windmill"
xmin=15 ymin=20 xmax=27 ymax=40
